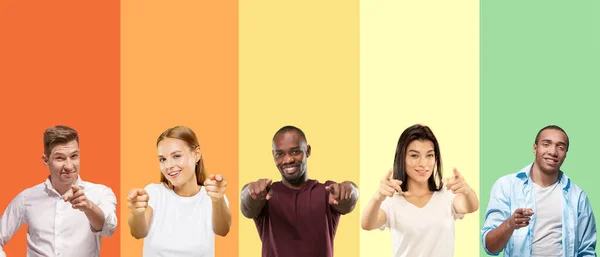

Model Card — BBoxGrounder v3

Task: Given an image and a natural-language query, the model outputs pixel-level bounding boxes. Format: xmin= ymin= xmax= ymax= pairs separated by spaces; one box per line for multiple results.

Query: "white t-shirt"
xmin=379 ymin=188 xmax=463 ymax=257
xmin=142 ymin=183 xmax=228 ymax=257
xmin=532 ymin=181 xmax=562 ymax=257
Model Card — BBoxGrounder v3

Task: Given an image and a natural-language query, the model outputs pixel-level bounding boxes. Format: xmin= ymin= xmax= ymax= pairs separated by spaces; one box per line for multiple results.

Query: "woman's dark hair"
xmin=393 ymin=124 xmax=443 ymax=192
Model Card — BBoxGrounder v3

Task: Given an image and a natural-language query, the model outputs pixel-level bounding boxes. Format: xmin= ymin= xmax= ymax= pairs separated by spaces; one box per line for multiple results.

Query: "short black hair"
xmin=273 ymin=125 xmax=307 ymax=143
xmin=534 ymin=125 xmax=569 ymax=151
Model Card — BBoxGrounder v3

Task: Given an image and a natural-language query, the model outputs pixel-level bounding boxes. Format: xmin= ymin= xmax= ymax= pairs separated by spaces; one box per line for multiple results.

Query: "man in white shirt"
xmin=0 ymin=125 xmax=117 ymax=257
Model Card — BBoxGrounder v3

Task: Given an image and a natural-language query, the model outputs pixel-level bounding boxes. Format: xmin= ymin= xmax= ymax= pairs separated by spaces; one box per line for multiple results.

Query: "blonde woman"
xmin=127 ymin=126 xmax=231 ymax=257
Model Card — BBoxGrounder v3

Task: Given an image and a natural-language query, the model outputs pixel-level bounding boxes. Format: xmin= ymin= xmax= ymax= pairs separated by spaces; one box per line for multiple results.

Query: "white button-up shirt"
xmin=0 ymin=176 xmax=117 ymax=257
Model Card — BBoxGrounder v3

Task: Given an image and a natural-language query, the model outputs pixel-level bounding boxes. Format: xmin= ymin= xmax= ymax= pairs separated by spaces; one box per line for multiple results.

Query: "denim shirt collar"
xmin=515 ymin=163 xmax=570 ymax=191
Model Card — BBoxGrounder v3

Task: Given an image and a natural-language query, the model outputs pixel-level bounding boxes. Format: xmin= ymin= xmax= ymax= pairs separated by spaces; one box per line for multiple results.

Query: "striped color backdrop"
xmin=479 ymin=1 xmax=600 ymax=256
xmin=0 ymin=1 xmax=120 ymax=256
xmin=360 ymin=0 xmax=479 ymax=256
xmin=1 ymin=1 xmax=598 ymax=257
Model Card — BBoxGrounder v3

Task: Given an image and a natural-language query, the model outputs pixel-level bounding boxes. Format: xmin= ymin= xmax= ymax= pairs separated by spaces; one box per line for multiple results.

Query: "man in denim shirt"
xmin=482 ymin=125 xmax=596 ymax=257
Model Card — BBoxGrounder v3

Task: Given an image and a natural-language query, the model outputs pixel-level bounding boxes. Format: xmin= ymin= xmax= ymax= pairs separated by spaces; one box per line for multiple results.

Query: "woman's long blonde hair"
xmin=157 ymin=126 xmax=206 ymax=189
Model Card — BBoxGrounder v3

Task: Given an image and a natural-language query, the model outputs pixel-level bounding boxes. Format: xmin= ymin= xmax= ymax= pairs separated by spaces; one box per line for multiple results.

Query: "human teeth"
xmin=168 ymin=171 xmax=180 ymax=176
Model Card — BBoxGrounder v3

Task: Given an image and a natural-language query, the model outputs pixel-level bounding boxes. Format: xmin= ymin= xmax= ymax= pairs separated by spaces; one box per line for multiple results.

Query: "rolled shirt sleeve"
xmin=0 ymin=191 xmax=26 ymax=256
xmin=481 ymin=178 xmax=512 ymax=256
xmin=576 ymin=191 xmax=597 ymax=256
xmin=91 ymin=186 xmax=117 ymax=237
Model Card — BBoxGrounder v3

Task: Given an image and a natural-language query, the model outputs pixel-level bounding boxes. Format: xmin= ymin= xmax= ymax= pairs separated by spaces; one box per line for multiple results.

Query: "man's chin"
xmin=540 ymin=165 xmax=560 ymax=175
xmin=282 ymin=173 xmax=303 ymax=185
xmin=54 ymin=174 xmax=78 ymax=183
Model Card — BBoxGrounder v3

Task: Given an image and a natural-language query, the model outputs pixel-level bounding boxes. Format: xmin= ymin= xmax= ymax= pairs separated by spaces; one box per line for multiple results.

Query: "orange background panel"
xmin=120 ymin=0 xmax=238 ymax=256
xmin=0 ymin=1 xmax=120 ymax=257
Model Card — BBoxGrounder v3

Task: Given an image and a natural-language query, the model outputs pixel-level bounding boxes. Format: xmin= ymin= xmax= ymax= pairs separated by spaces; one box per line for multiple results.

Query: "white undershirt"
xmin=379 ymin=188 xmax=463 ymax=257
xmin=532 ymin=181 xmax=563 ymax=257
xmin=142 ymin=183 xmax=228 ymax=257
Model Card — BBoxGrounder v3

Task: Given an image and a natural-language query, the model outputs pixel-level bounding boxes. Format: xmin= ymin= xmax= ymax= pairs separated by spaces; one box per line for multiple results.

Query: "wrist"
xmin=462 ymin=185 xmax=473 ymax=195
xmin=131 ymin=211 xmax=146 ymax=217
xmin=211 ymin=196 xmax=225 ymax=204
xmin=506 ymin=216 xmax=516 ymax=230
xmin=82 ymin=202 xmax=96 ymax=214
xmin=373 ymin=193 xmax=385 ymax=203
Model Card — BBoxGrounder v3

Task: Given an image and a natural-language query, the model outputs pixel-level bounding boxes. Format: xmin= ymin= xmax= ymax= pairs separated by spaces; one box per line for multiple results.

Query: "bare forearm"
xmin=212 ymin=198 xmax=231 ymax=237
xmin=361 ymin=195 xmax=384 ymax=230
xmin=485 ymin=219 xmax=515 ymax=254
xmin=128 ymin=213 xmax=149 ymax=239
xmin=240 ymin=185 xmax=267 ymax=219
xmin=455 ymin=189 xmax=479 ymax=214
xmin=83 ymin=202 xmax=106 ymax=231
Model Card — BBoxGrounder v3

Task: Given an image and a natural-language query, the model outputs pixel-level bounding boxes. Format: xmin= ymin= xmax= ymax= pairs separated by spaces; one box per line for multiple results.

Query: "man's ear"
xmin=42 ymin=154 xmax=49 ymax=167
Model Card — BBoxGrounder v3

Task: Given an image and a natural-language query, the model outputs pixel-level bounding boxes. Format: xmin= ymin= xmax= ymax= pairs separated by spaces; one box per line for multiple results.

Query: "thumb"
xmin=391 ymin=179 xmax=403 ymax=187
xmin=525 ymin=208 xmax=535 ymax=216
xmin=266 ymin=189 xmax=273 ymax=200
xmin=137 ymin=189 xmax=146 ymax=196
xmin=391 ymin=179 xmax=403 ymax=193
xmin=325 ymin=184 xmax=336 ymax=193
xmin=215 ymin=174 xmax=224 ymax=182
xmin=63 ymin=189 xmax=74 ymax=201
xmin=71 ymin=185 xmax=80 ymax=192
xmin=128 ymin=190 xmax=137 ymax=200
xmin=266 ymin=179 xmax=273 ymax=187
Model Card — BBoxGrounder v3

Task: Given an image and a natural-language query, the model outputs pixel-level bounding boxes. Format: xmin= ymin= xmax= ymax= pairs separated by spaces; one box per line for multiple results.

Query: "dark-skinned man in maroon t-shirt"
xmin=241 ymin=125 xmax=359 ymax=257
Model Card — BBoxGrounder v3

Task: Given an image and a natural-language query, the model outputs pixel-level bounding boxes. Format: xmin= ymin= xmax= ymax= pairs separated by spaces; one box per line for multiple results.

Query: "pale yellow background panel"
xmin=239 ymin=0 xmax=359 ymax=256
xmin=360 ymin=0 xmax=479 ymax=256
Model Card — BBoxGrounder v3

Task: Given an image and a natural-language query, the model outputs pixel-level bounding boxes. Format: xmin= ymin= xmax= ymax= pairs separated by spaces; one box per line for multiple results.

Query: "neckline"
xmin=167 ymin=185 xmax=205 ymax=200
xmin=278 ymin=179 xmax=317 ymax=192
xmin=533 ymin=180 xmax=559 ymax=191
xmin=402 ymin=191 xmax=437 ymax=209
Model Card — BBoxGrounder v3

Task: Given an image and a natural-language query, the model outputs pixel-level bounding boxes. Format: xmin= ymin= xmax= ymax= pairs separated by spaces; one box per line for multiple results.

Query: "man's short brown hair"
xmin=44 ymin=125 xmax=79 ymax=157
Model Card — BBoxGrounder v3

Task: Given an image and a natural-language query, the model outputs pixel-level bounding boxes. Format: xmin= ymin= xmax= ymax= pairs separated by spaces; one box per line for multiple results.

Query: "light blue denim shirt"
xmin=481 ymin=163 xmax=597 ymax=257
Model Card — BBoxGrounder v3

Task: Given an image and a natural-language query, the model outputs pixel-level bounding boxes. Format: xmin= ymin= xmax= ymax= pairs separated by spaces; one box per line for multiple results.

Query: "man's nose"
xmin=549 ymin=147 xmax=558 ymax=156
xmin=64 ymin=158 xmax=74 ymax=170
xmin=283 ymin=154 xmax=294 ymax=164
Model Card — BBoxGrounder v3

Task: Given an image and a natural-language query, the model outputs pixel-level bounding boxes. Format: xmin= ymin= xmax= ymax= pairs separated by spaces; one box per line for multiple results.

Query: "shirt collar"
xmin=515 ymin=163 xmax=570 ymax=191
xmin=44 ymin=175 xmax=86 ymax=193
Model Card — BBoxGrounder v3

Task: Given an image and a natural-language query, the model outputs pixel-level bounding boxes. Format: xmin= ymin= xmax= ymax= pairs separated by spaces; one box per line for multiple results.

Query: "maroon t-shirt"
xmin=254 ymin=179 xmax=341 ymax=257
